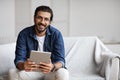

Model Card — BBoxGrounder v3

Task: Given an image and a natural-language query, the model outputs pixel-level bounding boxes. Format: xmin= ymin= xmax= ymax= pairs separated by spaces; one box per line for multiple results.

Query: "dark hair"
xmin=34 ymin=5 xmax=53 ymax=21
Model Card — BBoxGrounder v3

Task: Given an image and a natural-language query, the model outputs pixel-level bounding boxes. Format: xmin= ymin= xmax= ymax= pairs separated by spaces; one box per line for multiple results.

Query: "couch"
xmin=0 ymin=37 xmax=119 ymax=80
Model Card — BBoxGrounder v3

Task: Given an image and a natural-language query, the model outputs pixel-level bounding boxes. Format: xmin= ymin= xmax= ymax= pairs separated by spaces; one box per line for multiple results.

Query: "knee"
xmin=9 ymin=68 xmax=18 ymax=74
xmin=57 ymin=68 xmax=69 ymax=74
xmin=55 ymin=68 xmax=69 ymax=80
xmin=8 ymin=68 xmax=19 ymax=80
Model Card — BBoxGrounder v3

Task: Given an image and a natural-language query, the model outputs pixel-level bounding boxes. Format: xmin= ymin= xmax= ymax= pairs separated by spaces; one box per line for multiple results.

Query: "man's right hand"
xmin=24 ymin=59 xmax=38 ymax=71
xmin=17 ymin=59 xmax=38 ymax=71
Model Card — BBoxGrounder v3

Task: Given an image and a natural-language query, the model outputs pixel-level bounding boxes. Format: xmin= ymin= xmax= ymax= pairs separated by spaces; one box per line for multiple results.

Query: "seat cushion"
xmin=69 ymin=74 xmax=105 ymax=80
xmin=64 ymin=37 xmax=97 ymax=74
xmin=0 ymin=43 xmax=16 ymax=76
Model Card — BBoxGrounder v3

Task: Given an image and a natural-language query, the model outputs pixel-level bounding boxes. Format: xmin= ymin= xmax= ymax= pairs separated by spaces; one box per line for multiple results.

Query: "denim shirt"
xmin=14 ymin=25 xmax=65 ymax=68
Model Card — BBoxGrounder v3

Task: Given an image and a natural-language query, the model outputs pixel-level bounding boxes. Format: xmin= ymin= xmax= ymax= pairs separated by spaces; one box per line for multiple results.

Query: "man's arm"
xmin=53 ymin=31 xmax=65 ymax=68
xmin=14 ymin=31 xmax=27 ymax=67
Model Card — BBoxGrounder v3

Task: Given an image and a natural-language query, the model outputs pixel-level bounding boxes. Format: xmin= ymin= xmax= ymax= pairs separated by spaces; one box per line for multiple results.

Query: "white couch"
xmin=0 ymin=37 xmax=119 ymax=80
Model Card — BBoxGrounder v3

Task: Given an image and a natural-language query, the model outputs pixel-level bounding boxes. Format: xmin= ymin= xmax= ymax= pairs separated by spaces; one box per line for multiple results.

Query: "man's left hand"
xmin=38 ymin=60 xmax=54 ymax=73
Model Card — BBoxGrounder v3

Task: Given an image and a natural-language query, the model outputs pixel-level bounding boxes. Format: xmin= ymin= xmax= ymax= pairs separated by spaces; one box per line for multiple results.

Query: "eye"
xmin=44 ymin=18 xmax=50 ymax=22
xmin=36 ymin=16 xmax=42 ymax=19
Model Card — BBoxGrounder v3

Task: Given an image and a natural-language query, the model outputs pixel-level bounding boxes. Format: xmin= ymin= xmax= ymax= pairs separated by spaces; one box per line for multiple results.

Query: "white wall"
xmin=51 ymin=0 xmax=69 ymax=36
xmin=69 ymin=0 xmax=120 ymax=43
xmin=15 ymin=0 xmax=31 ymax=36
xmin=0 ymin=0 xmax=120 ymax=44
xmin=30 ymin=0 xmax=120 ymax=42
xmin=0 ymin=0 xmax=15 ymax=37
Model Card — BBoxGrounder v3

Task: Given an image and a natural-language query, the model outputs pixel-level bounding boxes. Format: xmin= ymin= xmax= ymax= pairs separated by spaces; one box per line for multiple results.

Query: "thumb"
xmin=49 ymin=59 xmax=52 ymax=63
xmin=27 ymin=58 xmax=30 ymax=61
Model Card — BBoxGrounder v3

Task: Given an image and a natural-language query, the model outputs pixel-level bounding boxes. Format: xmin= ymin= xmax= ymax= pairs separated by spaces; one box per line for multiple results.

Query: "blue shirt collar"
xmin=30 ymin=25 xmax=51 ymax=40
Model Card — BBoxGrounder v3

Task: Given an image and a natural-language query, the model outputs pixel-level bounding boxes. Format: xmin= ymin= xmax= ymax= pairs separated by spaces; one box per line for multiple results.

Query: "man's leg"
xmin=44 ymin=68 xmax=69 ymax=80
xmin=9 ymin=69 xmax=44 ymax=80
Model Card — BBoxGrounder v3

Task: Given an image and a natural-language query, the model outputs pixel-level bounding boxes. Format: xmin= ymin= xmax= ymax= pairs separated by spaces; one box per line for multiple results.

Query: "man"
xmin=10 ymin=5 xmax=69 ymax=80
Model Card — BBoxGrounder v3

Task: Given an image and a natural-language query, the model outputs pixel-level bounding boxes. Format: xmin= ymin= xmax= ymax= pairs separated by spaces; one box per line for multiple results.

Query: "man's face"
xmin=34 ymin=11 xmax=51 ymax=34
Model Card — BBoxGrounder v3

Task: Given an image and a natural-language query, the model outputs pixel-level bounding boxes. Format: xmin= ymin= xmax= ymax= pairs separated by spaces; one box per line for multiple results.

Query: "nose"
xmin=41 ymin=19 xmax=45 ymax=24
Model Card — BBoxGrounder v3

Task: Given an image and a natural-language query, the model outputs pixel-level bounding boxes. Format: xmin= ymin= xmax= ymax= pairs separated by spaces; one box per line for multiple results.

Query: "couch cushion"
xmin=64 ymin=37 xmax=97 ymax=75
xmin=0 ymin=43 xmax=16 ymax=76
xmin=69 ymin=74 xmax=105 ymax=80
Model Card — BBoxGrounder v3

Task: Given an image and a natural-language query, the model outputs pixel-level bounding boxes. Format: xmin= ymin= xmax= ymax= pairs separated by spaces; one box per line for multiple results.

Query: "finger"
xmin=27 ymin=61 xmax=36 ymax=65
xmin=27 ymin=58 xmax=30 ymax=60
xmin=25 ymin=63 xmax=38 ymax=68
xmin=49 ymin=59 xmax=51 ymax=63
xmin=39 ymin=65 xmax=49 ymax=69
xmin=38 ymin=64 xmax=51 ymax=73
xmin=27 ymin=58 xmax=36 ymax=64
xmin=31 ymin=64 xmax=39 ymax=68
xmin=40 ymin=68 xmax=50 ymax=73
xmin=25 ymin=60 xmax=35 ymax=65
xmin=40 ymin=63 xmax=51 ymax=69
xmin=25 ymin=65 xmax=38 ymax=71
xmin=28 ymin=61 xmax=36 ymax=66
xmin=39 ymin=68 xmax=49 ymax=71
xmin=40 ymin=62 xmax=48 ymax=66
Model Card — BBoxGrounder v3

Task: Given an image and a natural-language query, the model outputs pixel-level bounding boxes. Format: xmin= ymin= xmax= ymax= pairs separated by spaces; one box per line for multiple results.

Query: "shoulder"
xmin=47 ymin=25 xmax=62 ymax=35
xmin=19 ymin=25 xmax=34 ymax=35
xmin=46 ymin=25 xmax=64 ymax=41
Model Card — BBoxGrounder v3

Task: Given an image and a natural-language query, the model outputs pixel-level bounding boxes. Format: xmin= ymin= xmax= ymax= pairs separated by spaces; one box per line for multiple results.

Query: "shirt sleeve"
xmin=52 ymin=30 xmax=66 ymax=67
xmin=14 ymin=31 xmax=28 ymax=66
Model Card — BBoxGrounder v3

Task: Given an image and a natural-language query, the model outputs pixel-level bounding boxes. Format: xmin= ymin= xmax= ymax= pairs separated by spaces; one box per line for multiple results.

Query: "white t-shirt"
xmin=36 ymin=35 xmax=45 ymax=52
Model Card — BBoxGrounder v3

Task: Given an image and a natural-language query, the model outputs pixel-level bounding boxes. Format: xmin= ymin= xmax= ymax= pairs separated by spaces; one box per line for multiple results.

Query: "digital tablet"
xmin=29 ymin=50 xmax=51 ymax=64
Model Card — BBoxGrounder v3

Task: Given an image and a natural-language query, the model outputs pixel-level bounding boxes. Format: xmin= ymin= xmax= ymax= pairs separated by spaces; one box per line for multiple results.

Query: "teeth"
xmin=38 ymin=25 xmax=42 ymax=26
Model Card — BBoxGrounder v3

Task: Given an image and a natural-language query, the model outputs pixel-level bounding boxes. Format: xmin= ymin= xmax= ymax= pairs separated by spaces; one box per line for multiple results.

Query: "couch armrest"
xmin=109 ymin=57 xmax=119 ymax=80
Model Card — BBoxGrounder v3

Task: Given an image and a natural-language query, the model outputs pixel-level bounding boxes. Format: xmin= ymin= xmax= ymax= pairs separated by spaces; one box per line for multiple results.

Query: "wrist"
xmin=17 ymin=62 xmax=24 ymax=70
xmin=51 ymin=64 xmax=56 ymax=72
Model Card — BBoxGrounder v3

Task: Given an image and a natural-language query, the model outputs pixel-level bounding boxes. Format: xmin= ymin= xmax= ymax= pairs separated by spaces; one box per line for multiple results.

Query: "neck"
xmin=36 ymin=30 xmax=46 ymax=37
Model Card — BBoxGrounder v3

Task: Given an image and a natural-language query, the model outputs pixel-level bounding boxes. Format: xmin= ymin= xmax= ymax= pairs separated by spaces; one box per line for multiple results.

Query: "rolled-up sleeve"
xmin=52 ymin=31 xmax=65 ymax=67
xmin=14 ymin=31 xmax=27 ymax=66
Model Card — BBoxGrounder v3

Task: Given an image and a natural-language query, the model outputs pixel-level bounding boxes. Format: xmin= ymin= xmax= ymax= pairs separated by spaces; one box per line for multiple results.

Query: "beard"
xmin=35 ymin=23 xmax=48 ymax=34
xmin=36 ymin=27 xmax=47 ymax=34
